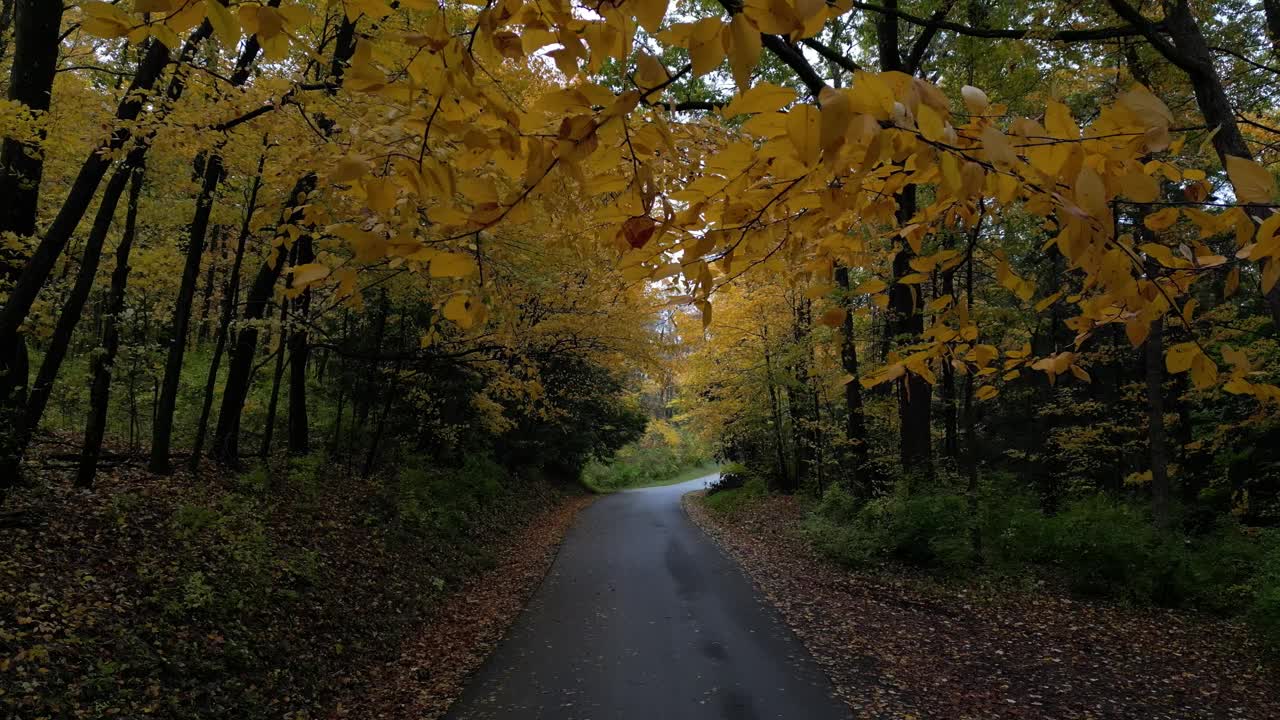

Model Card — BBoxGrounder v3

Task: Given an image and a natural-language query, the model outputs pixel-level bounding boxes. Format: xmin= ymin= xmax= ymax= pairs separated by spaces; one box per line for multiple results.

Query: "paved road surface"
xmin=444 ymin=475 xmax=849 ymax=720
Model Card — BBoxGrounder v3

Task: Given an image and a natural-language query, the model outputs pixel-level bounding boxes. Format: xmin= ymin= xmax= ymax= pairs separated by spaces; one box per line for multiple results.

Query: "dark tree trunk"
xmin=790 ymin=298 xmax=813 ymax=491
xmin=0 ymin=0 xmax=62 ymax=270
xmin=891 ymin=189 xmax=933 ymax=475
xmin=1146 ymin=314 xmax=1172 ymax=529
xmin=196 ymin=225 xmax=223 ymax=344
xmin=212 ymin=176 xmax=314 ymax=464
xmin=78 ymin=162 xmax=146 ymax=488
xmin=260 ymin=300 xmax=289 ymax=459
xmin=190 ymin=149 xmax=265 ymax=470
xmin=761 ymin=323 xmax=792 ymax=491
xmin=287 ymin=234 xmax=313 ymax=454
xmin=150 ymin=153 xmax=224 ymax=473
xmin=834 ymin=266 xmax=869 ymax=487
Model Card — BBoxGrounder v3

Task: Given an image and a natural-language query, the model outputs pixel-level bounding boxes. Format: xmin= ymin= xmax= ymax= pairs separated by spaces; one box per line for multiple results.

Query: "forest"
xmin=1 ymin=0 xmax=1279 ymax=717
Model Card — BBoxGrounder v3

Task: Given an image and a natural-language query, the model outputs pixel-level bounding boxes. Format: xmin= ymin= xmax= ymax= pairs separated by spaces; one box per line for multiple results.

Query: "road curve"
xmin=444 ymin=474 xmax=850 ymax=720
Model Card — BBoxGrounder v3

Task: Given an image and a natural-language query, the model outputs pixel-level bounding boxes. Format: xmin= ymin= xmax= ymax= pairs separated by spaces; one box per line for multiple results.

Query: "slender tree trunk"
xmin=0 ymin=0 xmax=62 ymax=266
xmin=287 ymin=234 xmax=313 ymax=454
xmin=260 ymin=303 xmax=289 ymax=459
xmin=834 ymin=266 xmax=869 ymax=488
xmin=212 ymin=177 xmax=313 ymax=464
xmin=964 ymin=212 xmax=984 ymax=560
xmin=1146 ymin=314 xmax=1172 ymax=529
xmin=790 ymin=299 xmax=813 ymax=491
xmin=190 ymin=150 xmax=265 ymax=470
xmin=941 ymin=268 xmax=959 ymax=457
xmin=761 ymin=323 xmax=791 ymax=490
xmin=78 ymin=162 xmax=145 ymax=488
xmin=196 ymin=225 xmax=222 ymax=344
xmin=150 ymin=153 xmax=224 ymax=472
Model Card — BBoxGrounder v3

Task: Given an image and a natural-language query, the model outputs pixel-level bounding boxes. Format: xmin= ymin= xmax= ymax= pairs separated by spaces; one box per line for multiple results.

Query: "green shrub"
xmin=703 ymin=476 xmax=766 ymax=514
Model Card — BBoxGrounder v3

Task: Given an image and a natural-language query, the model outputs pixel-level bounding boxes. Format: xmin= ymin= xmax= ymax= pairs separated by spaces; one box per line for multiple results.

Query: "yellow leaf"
xmin=688 ymin=18 xmax=725 ymax=77
xmin=727 ymin=13 xmax=761 ymax=91
xmin=1044 ymin=100 xmax=1078 ymax=140
xmin=853 ymin=278 xmax=887 ymax=295
xmin=1225 ymin=266 xmax=1240 ymax=297
xmin=722 ymin=82 xmax=795 ymax=116
xmin=632 ymin=0 xmax=668 ymax=32
xmin=786 ymin=105 xmax=820 ymax=167
xmin=331 ymin=155 xmax=369 ymax=183
xmin=1118 ymin=170 xmax=1159 ymax=203
xmin=1069 ymin=365 xmax=1091 ymax=383
xmin=1225 ymin=155 xmax=1277 ymax=205
xmin=291 ymin=263 xmax=330 ymax=287
xmin=1165 ymin=342 xmax=1198 ymax=374
xmin=975 ymin=385 xmax=998 ymax=400
xmin=916 ymin=104 xmax=945 ymax=142
xmin=1265 ymin=258 xmax=1280 ymax=294
xmin=205 ymin=0 xmax=240 ymax=46
xmin=429 ymin=251 xmax=478 ymax=278
xmin=1125 ymin=318 xmax=1150 ymax=347
xmin=1143 ymin=207 xmax=1179 ymax=231
xmin=1190 ymin=352 xmax=1218 ymax=390
xmin=364 ymin=177 xmax=397 ymax=214
xmin=818 ymin=307 xmax=846 ymax=327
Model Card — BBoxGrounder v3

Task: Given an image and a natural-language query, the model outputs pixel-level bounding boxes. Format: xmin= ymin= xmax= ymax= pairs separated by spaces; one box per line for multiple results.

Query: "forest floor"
xmin=685 ymin=491 xmax=1280 ymax=720
xmin=0 ymin=446 xmax=592 ymax=719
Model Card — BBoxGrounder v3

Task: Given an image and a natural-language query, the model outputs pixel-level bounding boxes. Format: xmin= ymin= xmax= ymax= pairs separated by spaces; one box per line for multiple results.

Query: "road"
xmin=444 ymin=474 xmax=850 ymax=720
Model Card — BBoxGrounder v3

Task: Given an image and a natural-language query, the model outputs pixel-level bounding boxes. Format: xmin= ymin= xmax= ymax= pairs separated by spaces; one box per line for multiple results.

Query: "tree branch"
xmin=850 ymin=0 xmax=1149 ymax=42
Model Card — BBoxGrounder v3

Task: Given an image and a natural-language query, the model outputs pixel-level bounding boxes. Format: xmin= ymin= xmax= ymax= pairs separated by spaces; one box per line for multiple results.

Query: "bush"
xmin=707 ymin=462 xmax=748 ymax=495
xmin=806 ymin=486 xmax=976 ymax=571
xmin=703 ymin=476 xmax=767 ymax=514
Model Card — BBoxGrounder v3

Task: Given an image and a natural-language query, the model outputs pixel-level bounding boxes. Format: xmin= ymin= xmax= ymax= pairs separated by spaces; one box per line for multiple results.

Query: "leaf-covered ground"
xmin=684 ymin=492 xmax=1280 ymax=720
xmin=335 ymin=494 xmax=595 ymax=719
xmin=0 ymin=455 xmax=589 ymax=719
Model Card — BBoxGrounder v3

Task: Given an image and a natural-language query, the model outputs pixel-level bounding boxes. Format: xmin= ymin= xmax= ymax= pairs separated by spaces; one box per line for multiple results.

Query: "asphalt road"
xmin=444 ymin=474 xmax=850 ymax=720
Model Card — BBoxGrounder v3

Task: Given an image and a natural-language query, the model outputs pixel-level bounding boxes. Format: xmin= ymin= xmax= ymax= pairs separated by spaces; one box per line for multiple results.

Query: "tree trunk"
xmin=196 ymin=225 xmax=222 ymax=344
xmin=790 ymin=298 xmax=813 ymax=491
xmin=287 ymin=234 xmax=313 ymax=454
xmin=190 ymin=149 xmax=265 ymax=470
xmin=891 ymin=190 xmax=933 ymax=475
xmin=150 ymin=153 xmax=224 ymax=473
xmin=1145 ymin=314 xmax=1172 ymax=529
xmin=761 ymin=322 xmax=792 ymax=491
xmin=78 ymin=162 xmax=146 ymax=488
xmin=0 ymin=0 xmax=62 ymax=269
xmin=834 ymin=265 xmax=869 ymax=488
xmin=212 ymin=176 xmax=313 ymax=464
xmin=260 ymin=302 xmax=289 ymax=459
